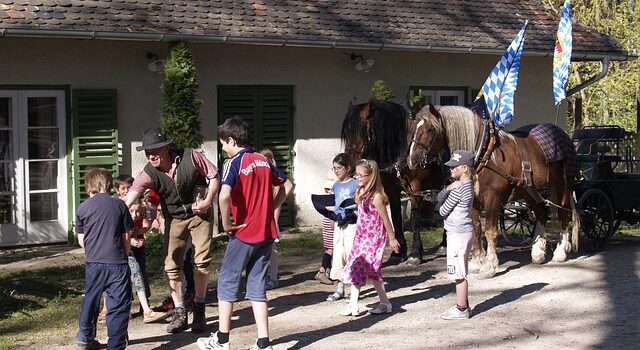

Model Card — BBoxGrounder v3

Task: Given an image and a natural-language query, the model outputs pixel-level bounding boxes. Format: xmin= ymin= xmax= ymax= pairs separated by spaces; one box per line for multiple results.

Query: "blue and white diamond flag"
xmin=553 ymin=0 xmax=573 ymax=106
xmin=479 ymin=20 xmax=528 ymax=128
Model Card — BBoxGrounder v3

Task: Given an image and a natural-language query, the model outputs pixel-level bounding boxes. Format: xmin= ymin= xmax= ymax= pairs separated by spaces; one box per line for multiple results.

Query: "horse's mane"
xmin=341 ymin=100 xmax=408 ymax=168
xmin=418 ymin=105 xmax=481 ymax=152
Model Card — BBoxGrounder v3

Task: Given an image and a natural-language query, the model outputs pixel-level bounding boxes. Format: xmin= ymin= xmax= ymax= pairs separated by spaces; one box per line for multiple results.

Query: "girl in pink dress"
xmin=339 ymin=159 xmax=400 ymax=316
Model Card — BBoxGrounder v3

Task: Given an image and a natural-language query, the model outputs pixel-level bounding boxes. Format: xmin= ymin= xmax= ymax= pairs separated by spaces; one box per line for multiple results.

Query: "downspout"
xmin=566 ymin=56 xmax=611 ymax=97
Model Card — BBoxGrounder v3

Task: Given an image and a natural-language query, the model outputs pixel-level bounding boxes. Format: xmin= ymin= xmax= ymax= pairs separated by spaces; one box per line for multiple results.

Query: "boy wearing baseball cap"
xmin=436 ymin=150 xmax=475 ymax=320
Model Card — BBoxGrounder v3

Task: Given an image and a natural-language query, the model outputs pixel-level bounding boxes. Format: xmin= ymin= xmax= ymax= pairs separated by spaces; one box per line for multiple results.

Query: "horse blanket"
xmin=514 ymin=123 xmax=578 ymax=176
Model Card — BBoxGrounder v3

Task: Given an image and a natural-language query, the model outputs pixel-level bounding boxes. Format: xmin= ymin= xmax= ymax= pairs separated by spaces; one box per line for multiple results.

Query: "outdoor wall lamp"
xmin=350 ymin=53 xmax=375 ymax=72
xmin=146 ymin=52 xmax=166 ymax=74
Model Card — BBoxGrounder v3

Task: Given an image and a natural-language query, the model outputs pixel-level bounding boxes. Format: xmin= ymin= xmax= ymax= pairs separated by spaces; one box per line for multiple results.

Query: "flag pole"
xmin=554 ymin=104 xmax=560 ymax=125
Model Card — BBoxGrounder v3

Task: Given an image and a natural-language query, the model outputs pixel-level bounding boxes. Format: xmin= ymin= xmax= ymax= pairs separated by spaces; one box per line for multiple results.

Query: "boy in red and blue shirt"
xmin=197 ymin=116 xmax=294 ymax=350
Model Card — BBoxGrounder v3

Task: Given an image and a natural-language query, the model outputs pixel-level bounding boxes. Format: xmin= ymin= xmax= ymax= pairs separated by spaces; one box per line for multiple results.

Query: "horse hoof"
xmin=531 ymin=253 xmax=546 ymax=264
xmin=551 ymin=251 xmax=567 ymax=262
xmin=406 ymin=257 xmax=422 ymax=266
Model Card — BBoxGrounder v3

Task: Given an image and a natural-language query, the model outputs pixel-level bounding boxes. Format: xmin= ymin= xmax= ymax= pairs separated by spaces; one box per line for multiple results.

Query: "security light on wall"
xmin=350 ymin=53 xmax=375 ymax=72
xmin=147 ymin=59 xmax=166 ymax=73
xmin=146 ymin=52 xmax=166 ymax=74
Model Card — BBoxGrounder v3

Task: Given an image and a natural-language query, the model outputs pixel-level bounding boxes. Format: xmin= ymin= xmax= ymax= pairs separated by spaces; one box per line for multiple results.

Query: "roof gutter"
xmin=566 ymin=56 xmax=611 ymax=98
xmin=0 ymin=28 xmax=636 ymax=61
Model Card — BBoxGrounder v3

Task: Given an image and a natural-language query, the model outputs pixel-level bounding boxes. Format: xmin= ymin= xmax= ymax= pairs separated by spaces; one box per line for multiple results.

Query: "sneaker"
xmin=249 ymin=342 xmax=273 ymax=350
xmin=77 ymin=339 xmax=101 ymax=350
xmin=166 ymin=307 xmax=188 ymax=333
xmin=314 ymin=269 xmax=333 ymax=285
xmin=440 ymin=306 xmax=471 ymax=320
xmin=197 ymin=331 xmax=229 ymax=350
xmin=191 ymin=302 xmax=206 ymax=334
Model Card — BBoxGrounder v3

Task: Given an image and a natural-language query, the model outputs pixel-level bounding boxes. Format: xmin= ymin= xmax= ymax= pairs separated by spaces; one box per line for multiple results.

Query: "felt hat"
xmin=136 ymin=127 xmax=173 ymax=151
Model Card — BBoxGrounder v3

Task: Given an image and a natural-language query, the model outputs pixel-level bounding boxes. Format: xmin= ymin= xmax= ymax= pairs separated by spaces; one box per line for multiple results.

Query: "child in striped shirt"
xmin=436 ymin=150 xmax=475 ymax=320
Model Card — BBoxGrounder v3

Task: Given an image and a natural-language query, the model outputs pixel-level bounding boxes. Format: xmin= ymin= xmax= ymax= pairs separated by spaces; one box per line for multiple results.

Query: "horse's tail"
xmin=570 ymin=191 xmax=580 ymax=252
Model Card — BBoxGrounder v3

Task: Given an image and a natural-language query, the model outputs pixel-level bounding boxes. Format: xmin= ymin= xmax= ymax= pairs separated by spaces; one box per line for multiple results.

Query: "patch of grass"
xmin=276 ymin=234 xmax=323 ymax=257
xmin=403 ymin=227 xmax=446 ymax=247
xmin=618 ymin=223 xmax=640 ymax=236
xmin=0 ymin=265 xmax=85 ymax=348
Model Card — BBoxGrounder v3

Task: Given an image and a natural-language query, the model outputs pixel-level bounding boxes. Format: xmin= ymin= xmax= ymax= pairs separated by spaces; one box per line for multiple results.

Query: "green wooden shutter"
xmin=71 ymin=89 xmax=119 ymax=208
xmin=218 ymin=85 xmax=295 ymax=227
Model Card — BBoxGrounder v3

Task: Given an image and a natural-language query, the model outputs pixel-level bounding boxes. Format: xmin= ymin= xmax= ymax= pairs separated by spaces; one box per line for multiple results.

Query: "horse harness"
xmin=473 ymin=120 xmax=546 ymax=205
xmin=474 ymin=121 xmax=570 ymax=212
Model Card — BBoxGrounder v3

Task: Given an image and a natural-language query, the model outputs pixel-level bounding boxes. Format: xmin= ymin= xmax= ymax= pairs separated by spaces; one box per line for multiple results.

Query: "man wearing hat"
xmin=125 ymin=127 xmax=219 ymax=334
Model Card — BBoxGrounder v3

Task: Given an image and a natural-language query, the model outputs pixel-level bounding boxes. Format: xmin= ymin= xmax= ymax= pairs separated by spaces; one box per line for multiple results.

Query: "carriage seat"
xmin=575 ymin=138 xmax=612 ymax=156
xmin=573 ymin=126 xmax=624 ymax=180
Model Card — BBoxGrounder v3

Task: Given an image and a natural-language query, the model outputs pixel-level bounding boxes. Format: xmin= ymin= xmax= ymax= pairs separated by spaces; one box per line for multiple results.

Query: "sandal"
xmin=369 ymin=302 xmax=392 ymax=315
xmin=143 ymin=310 xmax=168 ymax=323
xmin=326 ymin=292 xmax=344 ymax=301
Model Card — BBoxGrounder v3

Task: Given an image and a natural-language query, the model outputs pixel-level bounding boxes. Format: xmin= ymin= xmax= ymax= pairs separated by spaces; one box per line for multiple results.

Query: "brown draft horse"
xmin=408 ymin=104 xmax=580 ymax=278
xmin=341 ymin=100 xmax=444 ymax=265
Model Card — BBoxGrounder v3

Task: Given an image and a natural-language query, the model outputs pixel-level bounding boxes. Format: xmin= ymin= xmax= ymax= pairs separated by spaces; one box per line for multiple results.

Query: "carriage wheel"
xmin=577 ymin=188 xmax=614 ymax=251
xmin=499 ymin=201 xmax=536 ymax=246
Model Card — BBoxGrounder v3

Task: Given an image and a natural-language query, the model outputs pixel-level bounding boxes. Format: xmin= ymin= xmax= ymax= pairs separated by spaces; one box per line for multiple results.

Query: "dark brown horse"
xmin=408 ymin=104 xmax=580 ymax=278
xmin=341 ymin=100 xmax=444 ymax=265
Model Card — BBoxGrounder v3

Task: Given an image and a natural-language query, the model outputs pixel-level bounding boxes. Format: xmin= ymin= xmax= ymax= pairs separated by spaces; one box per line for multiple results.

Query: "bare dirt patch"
xmin=6 ymin=236 xmax=640 ymax=350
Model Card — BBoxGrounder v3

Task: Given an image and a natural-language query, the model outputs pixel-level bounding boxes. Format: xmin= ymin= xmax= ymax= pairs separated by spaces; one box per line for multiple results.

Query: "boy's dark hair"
xmin=333 ymin=153 xmax=354 ymax=175
xmin=114 ymin=174 xmax=134 ymax=188
xmin=84 ymin=168 xmax=113 ymax=195
xmin=218 ymin=116 xmax=250 ymax=146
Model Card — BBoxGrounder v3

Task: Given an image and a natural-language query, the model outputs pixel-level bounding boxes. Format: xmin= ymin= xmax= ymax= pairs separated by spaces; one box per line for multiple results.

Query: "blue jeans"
xmin=77 ymin=262 xmax=131 ymax=350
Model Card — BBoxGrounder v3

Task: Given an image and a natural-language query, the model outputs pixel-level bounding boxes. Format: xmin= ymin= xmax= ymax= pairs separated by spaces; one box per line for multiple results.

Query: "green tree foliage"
xmin=371 ymin=80 xmax=395 ymax=101
xmin=543 ymin=0 xmax=638 ymax=131
xmin=160 ymin=41 xmax=204 ymax=148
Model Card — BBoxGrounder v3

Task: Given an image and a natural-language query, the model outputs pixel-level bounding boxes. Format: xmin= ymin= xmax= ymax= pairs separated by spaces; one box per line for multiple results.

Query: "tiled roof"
xmin=0 ymin=0 xmax=631 ymax=60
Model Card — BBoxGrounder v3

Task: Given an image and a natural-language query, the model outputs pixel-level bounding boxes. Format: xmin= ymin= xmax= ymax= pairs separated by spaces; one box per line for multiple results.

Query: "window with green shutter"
xmin=217 ymin=85 xmax=295 ymax=227
xmin=71 ymin=89 xmax=119 ymax=208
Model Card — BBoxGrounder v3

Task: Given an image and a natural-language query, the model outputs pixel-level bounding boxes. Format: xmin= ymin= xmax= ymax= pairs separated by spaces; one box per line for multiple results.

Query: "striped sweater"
xmin=437 ymin=178 xmax=474 ymax=234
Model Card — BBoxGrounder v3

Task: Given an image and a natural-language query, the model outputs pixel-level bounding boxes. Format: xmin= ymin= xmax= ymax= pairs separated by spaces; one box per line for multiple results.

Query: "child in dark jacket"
xmin=76 ymin=168 xmax=134 ymax=350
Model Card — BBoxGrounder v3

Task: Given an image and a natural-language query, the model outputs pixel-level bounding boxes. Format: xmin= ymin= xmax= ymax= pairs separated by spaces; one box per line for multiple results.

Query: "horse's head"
xmin=341 ymin=102 xmax=373 ymax=164
xmin=341 ymin=100 xmax=408 ymax=169
xmin=407 ymin=104 xmax=447 ymax=170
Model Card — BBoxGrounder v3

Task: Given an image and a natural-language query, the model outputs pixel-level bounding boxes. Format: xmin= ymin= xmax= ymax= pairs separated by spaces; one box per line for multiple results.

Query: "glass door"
xmin=0 ymin=90 xmax=67 ymax=246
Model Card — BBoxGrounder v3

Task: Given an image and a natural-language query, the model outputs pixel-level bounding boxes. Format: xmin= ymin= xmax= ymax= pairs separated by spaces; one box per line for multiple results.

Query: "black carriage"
xmin=499 ymin=125 xmax=640 ymax=249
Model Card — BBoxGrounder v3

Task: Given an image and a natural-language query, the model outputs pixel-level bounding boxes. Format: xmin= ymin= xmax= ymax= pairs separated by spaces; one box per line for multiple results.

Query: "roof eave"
xmin=1 ymin=28 xmax=635 ymax=61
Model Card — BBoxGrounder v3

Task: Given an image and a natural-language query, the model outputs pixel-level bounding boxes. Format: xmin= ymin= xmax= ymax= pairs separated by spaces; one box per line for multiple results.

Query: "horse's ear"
xmin=359 ymin=103 xmax=371 ymax=121
xmin=428 ymin=104 xmax=442 ymax=120
xmin=348 ymin=100 xmax=354 ymax=113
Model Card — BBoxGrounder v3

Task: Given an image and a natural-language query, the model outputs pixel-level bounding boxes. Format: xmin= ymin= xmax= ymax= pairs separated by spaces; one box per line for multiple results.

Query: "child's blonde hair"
xmin=84 ymin=168 xmax=113 ymax=195
xmin=355 ymin=159 xmax=388 ymax=205
xmin=461 ymin=164 xmax=475 ymax=179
